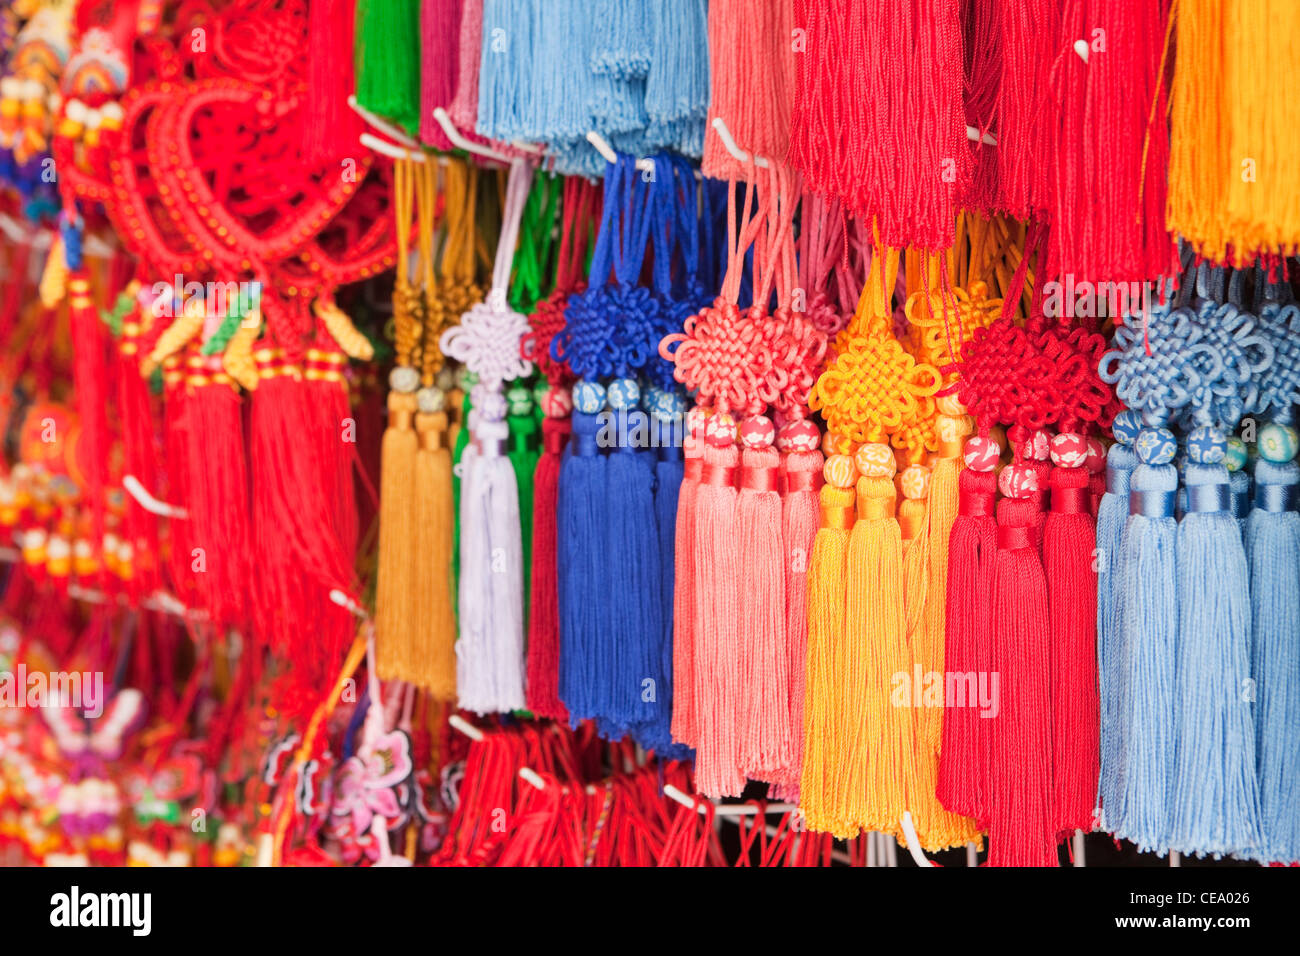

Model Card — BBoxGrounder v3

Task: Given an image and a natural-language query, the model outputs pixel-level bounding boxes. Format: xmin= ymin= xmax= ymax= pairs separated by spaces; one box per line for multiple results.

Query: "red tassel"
xmin=67 ymin=270 xmax=109 ymax=587
xmin=304 ymin=0 xmax=363 ymax=164
xmin=526 ymin=411 xmax=569 ymax=721
xmin=988 ymin=473 xmax=1057 ymax=867
xmin=937 ymin=457 xmax=998 ymax=824
xmin=670 ymin=430 xmax=702 ymax=749
xmin=1043 ymin=435 xmax=1099 ymax=837
xmin=115 ymin=300 xmax=162 ymax=600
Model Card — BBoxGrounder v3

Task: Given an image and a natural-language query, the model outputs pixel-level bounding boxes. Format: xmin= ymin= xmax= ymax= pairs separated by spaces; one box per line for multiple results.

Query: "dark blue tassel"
xmin=557 ymin=403 xmax=608 ymax=726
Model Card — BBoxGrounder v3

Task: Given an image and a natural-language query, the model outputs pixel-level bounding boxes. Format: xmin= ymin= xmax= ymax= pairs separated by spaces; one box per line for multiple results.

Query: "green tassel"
xmin=355 ymin=0 xmax=422 ymax=135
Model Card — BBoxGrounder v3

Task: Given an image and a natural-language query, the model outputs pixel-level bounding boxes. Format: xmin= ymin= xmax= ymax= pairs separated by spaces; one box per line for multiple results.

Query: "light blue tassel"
xmin=1111 ymin=428 xmax=1179 ymax=854
xmin=1168 ymin=440 xmax=1263 ymax=859
xmin=1096 ymin=413 xmax=1140 ymax=830
xmin=1246 ymin=453 xmax=1300 ymax=863
xmin=476 ymin=0 xmax=537 ymax=142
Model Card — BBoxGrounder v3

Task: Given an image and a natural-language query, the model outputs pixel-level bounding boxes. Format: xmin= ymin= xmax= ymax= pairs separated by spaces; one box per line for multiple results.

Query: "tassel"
xmin=506 ymin=388 xmax=539 ymax=626
xmin=557 ymin=403 xmax=608 ymax=724
xmin=525 ymin=392 xmax=571 ymax=721
xmin=411 ymin=406 xmax=457 ymax=700
xmin=770 ymin=421 xmax=822 ymax=799
xmin=455 ymin=409 xmax=526 ymax=714
xmin=66 ymin=268 xmax=109 ymax=586
xmin=1095 ymin=413 xmax=1139 ymax=827
xmin=845 ymin=446 xmax=910 ymax=837
xmin=670 ymin=414 xmax=703 ymax=748
xmin=421 ymin=0 xmax=465 ymax=148
xmin=374 ymin=389 xmax=420 ymax=681
xmin=799 ymin=456 xmax=857 ymax=836
xmin=648 ymin=403 xmax=688 ymax=757
xmin=355 ymin=0 xmax=422 ymax=134
xmin=736 ymin=416 xmax=789 ymax=780
xmin=1247 ymin=428 xmax=1300 ymax=864
xmin=603 ymin=380 xmax=662 ymax=739
xmin=937 ymin=439 xmax=999 ymax=825
xmin=1043 ymin=433 xmax=1100 ymax=837
xmin=987 ymin=464 xmax=1057 ymax=866
xmin=1110 ymin=427 xmax=1179 ymax=854
xmin=1168 ymin=427 xmax=1263 ymax=858
xmin=923 ymin=404 xmax=967 ymax=754
xmin=692 ymin=420 xmax=744 ymax=798
xmin=305 ymin=0 xmax=362 ymax=163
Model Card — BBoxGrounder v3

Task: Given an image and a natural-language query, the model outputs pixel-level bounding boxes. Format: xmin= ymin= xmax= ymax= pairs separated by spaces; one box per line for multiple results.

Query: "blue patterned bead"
xmin=1224 ymin=437 xmax=1248 ymax=472
xmin=572 ymin=380 xmax=606 ymax=414
xmin=605 ymin=377 xmax=641 ymax=411
xmin=1112 ymin=409 xmax=1143 ymax=445
xmin=1258 ymin=423 xmax=1299 ymax=464
xmin=1135 ymin=427 xmax=1178 ymax=465
xmin=1186 ymin=425 xmax=1227 ymax=465
xmin=649 ymin=387 xmax=686 ymax=421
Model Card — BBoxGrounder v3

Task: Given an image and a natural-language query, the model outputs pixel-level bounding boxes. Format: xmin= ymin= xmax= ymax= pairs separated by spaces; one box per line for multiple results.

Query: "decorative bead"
xmin=572 ymin=380 xmax=606 ymax=414
xmin=388 ymin=366 xmax=419 ymax=394
xmin=1224 ymin=436 xmax=1249 ymax=472
xmin=648 ymin=387 xmax=687 ymax=421
xmin=540 ymin=387 xmax=572 ymax=419
xmin=686 ymin=406 xmax=709 ymax=440
xmin=605 ymin=377 xmax=640 ymax=411
xmin=1050 ymin=432 xmax=1089 ymax=468
xmin=416 ymin=386 xmax=445 ymax=414
xmin=963 ymin=435 xmax=1000 ymax=472
xmin=1186 ymin=424 xmax=1227 ymax=465
xmin=704 ymin=411 xmax=736 ymax=448
xmin=777 ymin=419 xmax=820 ymax=453
xmin=473 ymin=389 xmax=509 ymax=423
xmin=935 ymin=394 xmax=966 ymax=417
xmin=1026 ymin=429 xmax=1052 ymax=461
xmin=506 ymin=385 xmax=532 ymax=417
xmin=739 ymin=415 xmax=775 ymax=450
xmin=455 ymin=367 xmax=478 ymax=390
xmin=823 ymin=454 xmax=857 ymax=489
xmin=900 ymin=464 xmax=930 ymax=500
xmin=1134 ymin=427 xmax=1178 ymax=466
xmin=854 ymin=442 xmax=896 ymax=478
xmin=1258 ymin=422 xmax=1299 ymax=464
xmin=1085 ymin=437 xmax=1107 ymax=473
xmin=1111 ymin=409 xmax=1142 ymax=446
xmin=999 ymin=462 xmax=1039 ymax=499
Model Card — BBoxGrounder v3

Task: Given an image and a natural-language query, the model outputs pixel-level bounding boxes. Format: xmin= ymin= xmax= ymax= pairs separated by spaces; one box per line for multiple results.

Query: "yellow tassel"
xmin=39 ymin=234 xmax=67 ymax=308
xmin=143 ymin=297 xmax=205 ymax=377
xmin=222 ymin=308 xmax=262 ymax=391
xmin=800 ymin=470 xmax=857 ymax=838
xmin=845 ymin=464 xmax=909 ymax=838
xmin=314 ymin=299 xmax=374 ymax=361
xmin=374 ymin=391 xmax=419 ymax=681
xmin=411 ymin=409 xmax=457 ymax=700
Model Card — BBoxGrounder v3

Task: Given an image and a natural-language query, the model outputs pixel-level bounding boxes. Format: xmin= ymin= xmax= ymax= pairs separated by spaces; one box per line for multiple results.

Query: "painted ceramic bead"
xmin=705 ymin=411 xmax=736 ymax=447
xmin=388 ymin=365 xmax=419 ymax=394
xmin=572 ymin=380 xmax=606 ymax=414
xmin=1258 ymin=422 xmax=1299 ymax=463
xmin=1186 ymin=424 xmax=1227 ymax=464
xmin=778 ymin=419 xmax=820 ymax=453
xmin=606 ymin=377 xmax=640 ymax=411
xmin=1050 ymin=432 xmax=1089 ymax=468
xmin=900 ymin=464 xmax=930 ymax=500
xmin=854 ymin=442 xmax=896 ymax=478
xmin=823 ymin=454 xmax=857 ymax=489
xmin=963 ymin=435 xmax=1000 ymax=472
xmin=506 ymin=384 xmax=533 ymax=417
xmin=935 ymin=394 xmax=966 ymax=417
xmin=1111 ymin=409 xmax=1142 ymax=446
xmin=1224 ymin=436 xmax=1249 ymax=472
xmin=1026 ymin=429 xmax=1052 ymax=461
xmin=416 ymin=386 xmax=445 ymax=414
xmin=1085 ymin=436 xmax=1107 ymax=473
xmin=1134 ymin=427 xmax=1178 ymax=466
xmin=999 ymin=462 xmax=1039 ymax=499
xmin=540 ymin=386 xmax=572 ymax=418
xmin=739 ymin=415 xmax=775 ymax=449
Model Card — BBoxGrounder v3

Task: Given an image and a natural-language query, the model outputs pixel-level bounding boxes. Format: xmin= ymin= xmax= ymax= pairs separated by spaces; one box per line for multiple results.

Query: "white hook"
xmin=584 ymin=130 xmax=658 ymax=176
xmin=710 ymin=117 xmax=771 ymax=169
xmin=347 ymin=95 xmax=421 ymax=149
xmin=662 ymin=783 xmax=797 ymax=816
xmin=518 ymin=767 xmax=547 ymax=791
xmin=899 ymin=811 xmax=935 ymax=867
xmin=328 ymin=589 xmax=369 ymax=619
xmin=447 ymin=714 xmax=485 ymax=742
xmin=1073 ymin=39 xmax=1090 ymax=63
xmin=123 ymin=474 xmax=188 ymax=519
xmin=966 ymin=125 xmax=998 ymax=147
xmin=360 ymin=131 xmax=436 ymax=164
xmin=432 ymin=107 xmax=512 ymax=165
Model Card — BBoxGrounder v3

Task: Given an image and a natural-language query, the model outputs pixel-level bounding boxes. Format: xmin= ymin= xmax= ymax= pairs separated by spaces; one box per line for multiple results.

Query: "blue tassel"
xmin=1111 ymin=428 xmax=1179 ymax=854
xmin=557 ymin=403 xmax=609 ymax=726
xmin=476 ymin=0 xmax=536 ymax=142
xmin=1246 ymin=451 xmax=1300 ymax=863
xmin=1096 ymin=413 xmax=1139 ymax=829
xmin=1168 ymin=435 xmax=1263 ymax=859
